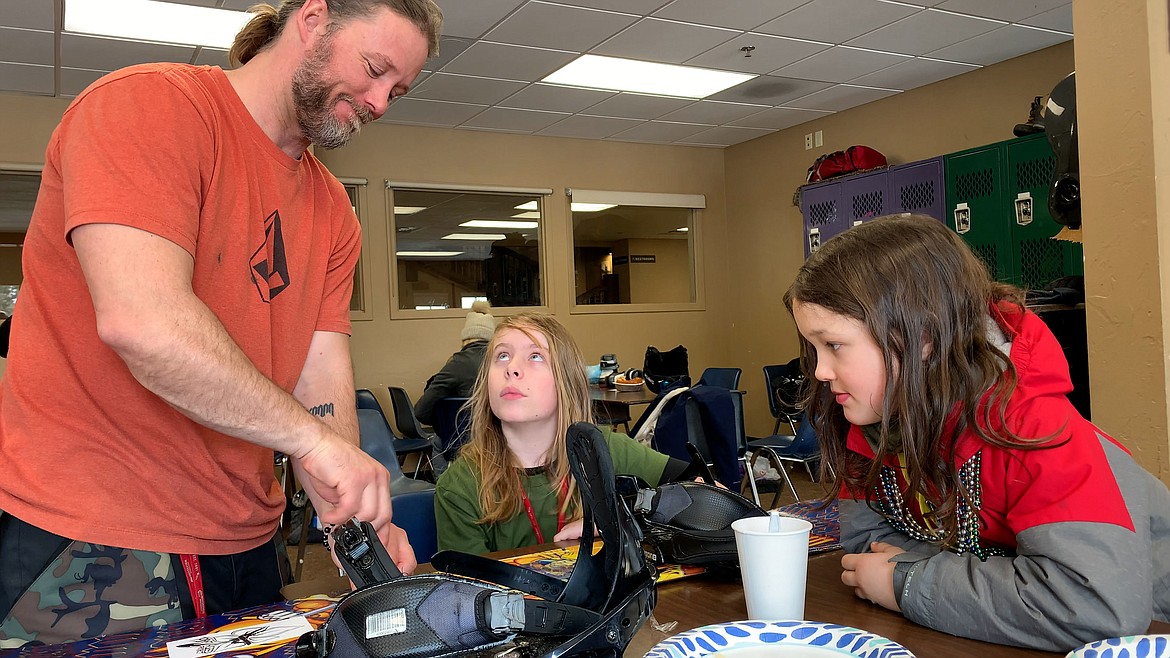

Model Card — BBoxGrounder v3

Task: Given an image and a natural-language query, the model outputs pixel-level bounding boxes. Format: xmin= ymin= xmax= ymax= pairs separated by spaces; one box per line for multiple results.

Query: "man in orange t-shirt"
xmin=0 ymin=0 xmax=441 ymax=647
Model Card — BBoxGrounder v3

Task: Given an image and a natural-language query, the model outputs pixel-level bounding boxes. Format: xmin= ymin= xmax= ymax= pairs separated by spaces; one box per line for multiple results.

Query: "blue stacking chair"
xmin=697 ymin=367 xmax=742 ymax=390
xmin=391 ymin=489 xmax=437 ymax=564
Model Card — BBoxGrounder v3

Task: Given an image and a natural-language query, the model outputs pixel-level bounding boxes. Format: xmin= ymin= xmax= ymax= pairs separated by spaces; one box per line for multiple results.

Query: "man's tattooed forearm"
xmin=308 ymin=402 xmax=335 ymax=418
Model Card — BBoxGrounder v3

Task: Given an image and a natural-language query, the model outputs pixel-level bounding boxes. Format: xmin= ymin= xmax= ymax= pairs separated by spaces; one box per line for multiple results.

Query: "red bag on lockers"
xmin=806 ymin=145 xmax=887 ymax=183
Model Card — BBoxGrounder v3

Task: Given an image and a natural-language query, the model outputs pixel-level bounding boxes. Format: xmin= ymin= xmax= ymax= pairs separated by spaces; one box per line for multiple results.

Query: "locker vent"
xmin=852 ymin=191 xmax=884 ymax=220
xmin=808 ymin=200 xmax=837 ymax=227
xmin=1019 ymin=238 xmax=1066 ymax=290
xmin=971 ymin=243 xmax=999 ymax=281
xmin=1014 ymin=156 xmax=1055 ymax=192
xmin=899 ymin=181 xmax=935 ymax=212
xmin=956 ymin=169 xmax=995 ymax=200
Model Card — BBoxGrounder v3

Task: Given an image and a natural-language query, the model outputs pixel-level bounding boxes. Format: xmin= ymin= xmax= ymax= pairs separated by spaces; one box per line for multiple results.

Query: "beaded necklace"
xmin=875 ymin=450 xmax=1006 ymax=561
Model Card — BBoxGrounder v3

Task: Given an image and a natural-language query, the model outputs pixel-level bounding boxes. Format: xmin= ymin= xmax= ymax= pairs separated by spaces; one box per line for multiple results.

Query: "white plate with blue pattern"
xmin=1066 ymin=635 xmax=1170 ymax=658
xmin=644 ymin=620 xmax=915 ymax=658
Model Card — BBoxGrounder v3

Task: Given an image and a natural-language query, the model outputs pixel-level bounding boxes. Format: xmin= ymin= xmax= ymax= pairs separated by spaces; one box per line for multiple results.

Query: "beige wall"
xmin=724 ymin=42 xmax=1079 ymax=439
xmin=1075 ymin=0 xmax=1170 ymax=478
xmin=622 ymin=238 xmax=691 ymax=304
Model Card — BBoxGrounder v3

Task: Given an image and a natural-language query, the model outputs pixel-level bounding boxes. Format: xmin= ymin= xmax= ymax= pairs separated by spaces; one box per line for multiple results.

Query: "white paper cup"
xmin=731 ymin=515 xmax=813 ymax=620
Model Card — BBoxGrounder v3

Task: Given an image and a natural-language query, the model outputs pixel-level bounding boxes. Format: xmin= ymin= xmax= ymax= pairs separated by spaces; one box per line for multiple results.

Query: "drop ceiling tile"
xmin=194 ymin=48 xmax=231 ymax=69
xmin=582 ymin=93 xmax=693 ymax=120
xmin=926 ymin=25 xmax=1070 ymax=65
xmin=846 ymin=10 xmax=1002 ymax=56
xmin=158 ymin=0 xmax=218 ymax=6
xmin=0 ymin=62 xmax=54 ymax=96
xmin=755 ymin=0 xmax=919 ymax=44
xmin=484 ymin=2 xmax=638 ymax=52
xmin=611 ymin=121 xmax=711 ymax=142
xmin=499 ymin=83 xmax=616 ymax=113
xmin=410 ymin=72 xmax=527 ymax=104
xmin=785 ymin=83 xmax=899 ymax=111
xmin=0 ymin=1 xmax=54 ymax=30
xmin=0 ymin=28 xmax=54 ymax=66
xmin=934 ymin=0 xmax=1069 ymax=23
xmin=435 ymin=0 xmax=526 ymax=39
xmin=706 ymin=74 xmax=833 ymax=104
xmin=537 ymin=114 xmax=643 ymax=139
xmin=427 ymin=37 xmax=474 ymax=72
xmin=553 ymin=0 xmax=667 ymax=13
xmin=61 ymin=34 xmax=196 ymax=71
xmin=653 ymin=0 xmax=809 ymax=30
xmin=730 ymin=106 xmax=831 ymax=130
xmin=443 ymin=42 xmax=577 ymax=82
xmin=848 ymin=56 xmax=977 ymax=89
xmin=658 ymin=100 xmax=767 ymax=125
xmin=686 ymin=33 xmax=830 ymax=75
xmin=593 ymin=18 xmax=740 ymax=64
xmin=60 ymin=67 xmax=107 ymax=97
xmin=772 ymin=46 xmax=909 ymax=83
xmin=377 ymin=98 xmax=488 ymax=127
xmin=1019 ymin=5 xmax=1073 ymax=32
xmin=675 ymin=125 xmax=774 ymax=146
xmin=462 ymin=106 xmax=567 ymax=132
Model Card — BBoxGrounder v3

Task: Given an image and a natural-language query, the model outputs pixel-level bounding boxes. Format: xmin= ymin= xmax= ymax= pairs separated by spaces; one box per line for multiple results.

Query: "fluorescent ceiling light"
xmin=442 ymin=233 xmax=506 ymax=241
xmin=516 ymin=200 xmax=614 ymax=212
xmin=675 ymin=227 xmax=689 ymax=232
xmin=512 ymin=211 xmax=541 ymax=219
xmin=397 ymin=251 xmax=463 ymax=257
xmin=65 ymin=0 xmax=251 ymax=49
xmin=460 ymin=220 xmax=539 ymax=229
xmin=572 ymin=203 xmax=616 ymax=212
xmin=543 ymin=54 xmax=755 ymax=99
xmin=394 ymin=206 xmax=427 ymax=215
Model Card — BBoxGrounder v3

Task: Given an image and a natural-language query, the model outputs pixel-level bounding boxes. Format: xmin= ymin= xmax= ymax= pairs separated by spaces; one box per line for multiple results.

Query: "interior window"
xmin=0 ymin=171 xmax=37 ymax=317
xmin=572 ymin=200 xmax=697 ymax=306
xmin=390 ymin=188 xmax=544 ymax=311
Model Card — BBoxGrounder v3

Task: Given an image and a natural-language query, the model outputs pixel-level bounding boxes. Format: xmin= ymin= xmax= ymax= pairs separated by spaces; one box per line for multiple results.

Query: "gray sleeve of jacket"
xmin=414 ymin=355 xmax=461 ymax=426
xmin=897 ymin=439 xmax=1163 ymax=653
xmin=839 ymin=498 xmax=942 ymax=555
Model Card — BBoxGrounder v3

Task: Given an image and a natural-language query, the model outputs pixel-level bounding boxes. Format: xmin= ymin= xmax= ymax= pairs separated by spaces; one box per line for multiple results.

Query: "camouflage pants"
xmin=0 ymin=512 xmax=289 ymax=649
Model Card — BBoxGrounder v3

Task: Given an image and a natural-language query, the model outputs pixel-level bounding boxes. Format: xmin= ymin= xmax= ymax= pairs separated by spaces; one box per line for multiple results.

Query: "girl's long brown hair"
xmin=460 ymin=313 xmax=595 ymax=525
xmin=784 ymin=214 xmax=1036 ymax=547
xmin=230 ymin=0 xmax=442 ymax=67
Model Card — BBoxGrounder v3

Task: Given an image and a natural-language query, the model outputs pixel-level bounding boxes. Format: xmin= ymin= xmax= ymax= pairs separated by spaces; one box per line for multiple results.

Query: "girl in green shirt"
xmin=434 ymin=313 xmax=688 ymax=555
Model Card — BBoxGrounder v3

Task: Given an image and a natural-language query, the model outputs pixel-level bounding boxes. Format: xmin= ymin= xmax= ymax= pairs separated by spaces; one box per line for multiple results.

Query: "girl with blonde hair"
xmin=435 ymin=313 xmax=690 ymax=554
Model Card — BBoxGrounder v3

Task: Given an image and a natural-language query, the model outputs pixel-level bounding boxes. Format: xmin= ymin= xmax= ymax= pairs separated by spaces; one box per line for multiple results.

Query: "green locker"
xmin=944 ymin=144 xmax=1012 ymax=282
xmin=1004 ymin=133 xmax=1084 ymax=289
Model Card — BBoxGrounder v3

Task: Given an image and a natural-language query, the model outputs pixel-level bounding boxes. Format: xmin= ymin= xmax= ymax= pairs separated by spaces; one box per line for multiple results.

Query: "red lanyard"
xmin=519 ymin=475 xmax=569 ymax=544
xmin=179 ymin=553 xmax=206 ymax=618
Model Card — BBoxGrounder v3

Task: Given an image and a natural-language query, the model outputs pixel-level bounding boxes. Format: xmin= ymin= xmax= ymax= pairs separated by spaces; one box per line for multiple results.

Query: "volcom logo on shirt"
xmin=250 ymin=209 xmax=290 ymax=303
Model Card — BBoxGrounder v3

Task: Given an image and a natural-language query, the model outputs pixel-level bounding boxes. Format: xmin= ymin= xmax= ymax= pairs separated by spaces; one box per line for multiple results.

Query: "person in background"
xmin=785 ymin=214 xmax=1169 ymax=652
xmin=0 ymin=0 xmax=441 ymax=647
xmin=415 ymin=300 xmax=495 ymax=425
xmin=435 ymin=313 xmax=698 ymax=555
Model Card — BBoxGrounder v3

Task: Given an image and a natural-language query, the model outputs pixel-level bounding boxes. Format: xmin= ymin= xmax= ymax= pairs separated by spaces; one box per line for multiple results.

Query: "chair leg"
xmin=740 ymin=454 xmax=762 ymax=507
xmin=760 ymin=449 xmax=799 ymax=503
xmin=772 ymin=418 xmax=781 ymax=436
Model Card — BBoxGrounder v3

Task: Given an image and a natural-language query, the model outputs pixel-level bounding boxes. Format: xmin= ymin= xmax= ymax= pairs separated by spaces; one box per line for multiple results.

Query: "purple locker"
xmin=800 ymin=179 xmax=842 ymax=258
xmin=840 ymin=169 xmax=892 ymax=227
xmin=890 ymin=157 xmax=945 ymax=223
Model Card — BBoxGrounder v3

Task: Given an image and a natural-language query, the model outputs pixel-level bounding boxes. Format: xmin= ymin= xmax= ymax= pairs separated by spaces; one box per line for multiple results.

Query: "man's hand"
xmin=379 ymin=522 xmax=417 ymax=575
xmin=292 ymin=428 xmax=392 ymax=531
xmin=840 ymin=541 xmax=904 ymax=611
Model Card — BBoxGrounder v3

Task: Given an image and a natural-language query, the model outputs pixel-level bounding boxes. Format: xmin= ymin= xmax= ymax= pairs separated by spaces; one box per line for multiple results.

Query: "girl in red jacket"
xmin=785 ymin=214 xmax=1169 ymax=652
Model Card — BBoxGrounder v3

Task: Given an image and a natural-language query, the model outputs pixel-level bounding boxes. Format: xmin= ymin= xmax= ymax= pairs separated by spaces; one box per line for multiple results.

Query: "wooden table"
xmin=628 ymin=550 xmax=1170 ymax=657
xmin=591 ymin=386 xmax=658 ymax=406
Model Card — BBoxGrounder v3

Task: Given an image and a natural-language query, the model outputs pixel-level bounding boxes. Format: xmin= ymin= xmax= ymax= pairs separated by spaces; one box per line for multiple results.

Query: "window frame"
xmin=385 ymin=181 xmax=554 ymax=320
xmin=566 ymin=189 xmax=706 ymax=315
xmin=340 ymin=178 xmax=374 ymax=322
